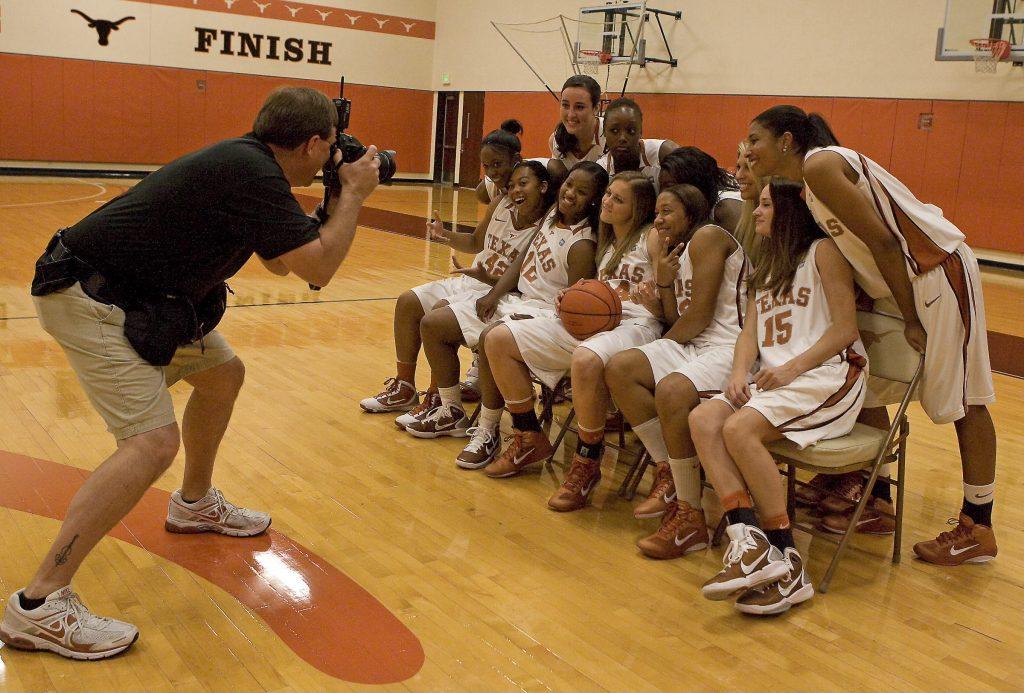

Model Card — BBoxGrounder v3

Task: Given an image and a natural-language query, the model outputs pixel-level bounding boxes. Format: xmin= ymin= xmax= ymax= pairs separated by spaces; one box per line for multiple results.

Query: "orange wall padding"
xmin=0 ymin=53 xmax=433 ymax=173
xmin=483 ymin=91 xmax=1023 ymax=254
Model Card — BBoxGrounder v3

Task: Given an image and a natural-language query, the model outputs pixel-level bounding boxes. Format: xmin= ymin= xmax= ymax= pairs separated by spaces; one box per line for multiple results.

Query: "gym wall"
xmin=437 ymin=0 xmax=1024 ymax=255
xmin=0 ymin=0 xmax=437 ymax=174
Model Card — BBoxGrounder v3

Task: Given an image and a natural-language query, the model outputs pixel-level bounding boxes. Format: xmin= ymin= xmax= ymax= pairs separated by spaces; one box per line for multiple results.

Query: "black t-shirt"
xmin=63 ymin=134 xmax=320 ymax=301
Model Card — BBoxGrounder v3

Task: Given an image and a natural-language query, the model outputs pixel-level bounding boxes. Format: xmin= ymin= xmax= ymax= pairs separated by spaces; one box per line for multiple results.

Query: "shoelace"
xmin=502 ymin=432 xmax=524 ymax=458
xmin=378 ymin=377 xmax=404 ymax=399
xmin=409 ymin=393 xmax=439 ymax=417
xmin=423 ymin=403 xmax=460 ymax=423
xmin=831 ymin=474 xmax=864 ymax=500
xmin=723 ymin=530 xmax=757 ymax=568
xmin=562 ymin=459 xmax=595 ymax=494
xmin=934 ymin=517 xmax=972 ymax=545
xmin=463 ymin=426 xmax=495 ymax=453
xmin=647 ymin=466 xmax=673 ymax=501
xmin=655 ymin=504 xmax=683 ymax=538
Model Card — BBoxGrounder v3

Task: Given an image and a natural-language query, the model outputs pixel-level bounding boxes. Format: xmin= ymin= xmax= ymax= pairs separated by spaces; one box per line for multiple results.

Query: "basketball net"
xmin=969 ymin=38 xmax=1011 ymax=73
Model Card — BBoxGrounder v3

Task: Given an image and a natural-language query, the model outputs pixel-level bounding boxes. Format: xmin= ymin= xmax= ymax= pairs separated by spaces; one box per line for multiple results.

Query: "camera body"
xmin=321 ymin=80 xmax=397 ymax=197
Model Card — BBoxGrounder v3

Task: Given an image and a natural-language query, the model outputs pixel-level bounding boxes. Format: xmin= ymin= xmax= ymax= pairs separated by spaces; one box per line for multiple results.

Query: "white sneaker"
xmin=360 ymin=378 xmax=418 ymax=413
xmin=0 ymin=587 xmax=138 ymax=660
xmin=456 ymin=426 xmax=500 ymax=469
xmin=395 ymin=390 xmax=440 ymax=429
xmin=165 ymin=487 xmax=271 ymax=537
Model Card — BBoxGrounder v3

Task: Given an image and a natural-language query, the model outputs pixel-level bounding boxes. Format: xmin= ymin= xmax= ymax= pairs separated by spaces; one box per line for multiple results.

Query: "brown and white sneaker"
xmin=734 ymin=548 xmax=814 ymax=616
xmin=0 ymin=587 xmax=139 ymax=660
xmin=913 ymin=513 xmax=998 ymax=566
xmin=819 ymin=497 xmax=896 ymax=536
xmin=636 ymin=501 xmax=709 ymax=559
xmin=548 ymin=455 xmax=602 ymax=512
xmin=405 ymin=403 xmax=471 ymax=438
xmin=395 ymin=389 xmax=439 ymax=429
xmin=360 ymin=378 xmax=419 ymax=413
xmin=456 ymin=425 xmax=500 ymax=469
xmin=819 ymin=472 xmax=865 ymax=515
xmin=701 ymin=524 xmax=789 ymax=601
xmin=633 ymin=461 xmax=677 ymax=519
xmin=165 ymin=488 xmax=271 ymax=537
xmin=484 ymin=429 xmax=554 ymax=478
xmin=795 ymin=473 xmax=834 ymax=507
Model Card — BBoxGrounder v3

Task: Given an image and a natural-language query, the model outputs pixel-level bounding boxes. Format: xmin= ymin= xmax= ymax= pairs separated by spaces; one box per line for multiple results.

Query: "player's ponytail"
xmin=753 ymin=105 xmax=840 ymax=154
xmin=482 ymin=119 xmax=524 ymax=158
xmin=553 ymin=75 xmax=602 ymax=158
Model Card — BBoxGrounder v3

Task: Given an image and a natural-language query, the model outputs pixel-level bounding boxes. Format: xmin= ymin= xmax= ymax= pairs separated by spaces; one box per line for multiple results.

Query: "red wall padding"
xmin=0 ymin=53 xmax=433 ymax=173
xmin=483 ymin=91 xmax=1023 ymax=254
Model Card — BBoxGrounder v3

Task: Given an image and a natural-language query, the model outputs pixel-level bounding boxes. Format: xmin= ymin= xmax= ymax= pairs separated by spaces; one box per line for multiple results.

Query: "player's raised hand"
xmin=655 ymin=237 xmax=683 ymax=288
xmin=427 ymin=210 xmax=451 ymax=243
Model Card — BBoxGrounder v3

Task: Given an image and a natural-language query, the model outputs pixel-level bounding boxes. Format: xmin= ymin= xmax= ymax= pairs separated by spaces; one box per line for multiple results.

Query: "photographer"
xmin=0 ymin=87 xmax=379 ymax=660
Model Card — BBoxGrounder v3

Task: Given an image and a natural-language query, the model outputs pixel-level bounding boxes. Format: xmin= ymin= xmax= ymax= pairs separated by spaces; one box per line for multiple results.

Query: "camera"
xmin=322 ymin=77 xmax=397 ymax=197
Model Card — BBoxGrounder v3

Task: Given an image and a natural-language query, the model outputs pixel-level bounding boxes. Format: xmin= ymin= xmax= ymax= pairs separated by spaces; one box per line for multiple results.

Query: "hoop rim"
xmin=969 ymin=38 xmax=1011 ymax=54
xmin=578 ymin=48 xmax=613 ymax=64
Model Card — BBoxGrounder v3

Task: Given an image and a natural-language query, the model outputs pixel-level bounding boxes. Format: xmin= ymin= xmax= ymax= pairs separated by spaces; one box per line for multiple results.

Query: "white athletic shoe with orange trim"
xmin=165 ymin=487 xmax=271 ymax=537
xmin=0 ymin=587 xmax=139 ymax=660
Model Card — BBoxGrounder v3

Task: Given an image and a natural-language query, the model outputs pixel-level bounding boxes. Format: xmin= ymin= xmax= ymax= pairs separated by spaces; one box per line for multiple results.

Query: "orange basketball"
xmin=557 ymin=279 xmax=623 ymax=340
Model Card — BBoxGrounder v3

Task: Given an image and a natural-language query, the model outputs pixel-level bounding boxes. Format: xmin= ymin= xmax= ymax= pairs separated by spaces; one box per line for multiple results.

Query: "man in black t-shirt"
xmin=0 ymin=87 xmax=379 ymax=660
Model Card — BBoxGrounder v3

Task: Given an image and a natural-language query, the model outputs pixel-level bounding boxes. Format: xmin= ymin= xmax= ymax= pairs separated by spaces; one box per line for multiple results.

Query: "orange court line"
xmin=133 ymin=0 xmax=436 ymax=40
xmin=0 ymin=451 xmax=424 ymax=684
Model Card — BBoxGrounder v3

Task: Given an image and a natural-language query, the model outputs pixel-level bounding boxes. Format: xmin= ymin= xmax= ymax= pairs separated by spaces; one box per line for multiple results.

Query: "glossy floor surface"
xmin=1 ymin=178 xmax=1023 ymax=691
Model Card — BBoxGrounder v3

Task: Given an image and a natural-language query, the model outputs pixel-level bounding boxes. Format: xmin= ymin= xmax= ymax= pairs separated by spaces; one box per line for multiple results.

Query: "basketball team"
xmin=360 ymin=75 xmax=999 ymax=616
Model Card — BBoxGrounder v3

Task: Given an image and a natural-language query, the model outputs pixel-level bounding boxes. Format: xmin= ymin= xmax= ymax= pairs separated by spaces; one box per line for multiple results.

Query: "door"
xmin=458 ymin=91 xmax=485 ymax=188
xmin=434 ymin=91 xmax=459 ymax=184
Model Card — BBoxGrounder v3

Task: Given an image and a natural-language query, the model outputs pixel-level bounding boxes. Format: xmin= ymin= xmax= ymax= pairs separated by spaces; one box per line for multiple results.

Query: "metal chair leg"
xmin=711 ymin=512 xmax=728 ymax=547
xmin=894 ymin=419 xmax=908 ymax=565
xmin=548 ymin=407 xmax=575 ymax=463
xmin=467 ymin=404 xmax=480 ymax=428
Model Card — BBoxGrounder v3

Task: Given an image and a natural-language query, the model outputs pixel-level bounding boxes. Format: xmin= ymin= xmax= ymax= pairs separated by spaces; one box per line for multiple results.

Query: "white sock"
xmin=632 ymin=418 xmax=669 ymax=463
xmin=438 ymin=385 xmax=462 ymax=411
xmin=478 ymin=405 xmax=502 ymax=431
xmin=878 ymin=462 xmax=891 ymax=478
xmin=668 ymin=456 xmax=702 ymax=508
xmin=964 ymin=481 xmax=995 ymax=505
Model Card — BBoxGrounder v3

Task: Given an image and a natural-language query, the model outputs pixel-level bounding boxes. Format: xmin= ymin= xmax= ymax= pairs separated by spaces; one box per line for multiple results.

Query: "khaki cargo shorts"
xmin=34 ymin=282 xmax=236 ymax=439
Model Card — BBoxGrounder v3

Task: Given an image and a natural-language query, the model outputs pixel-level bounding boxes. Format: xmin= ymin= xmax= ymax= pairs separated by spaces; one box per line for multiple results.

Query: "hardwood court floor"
xmin=1 ymin=177 xmax=1023 ymax=691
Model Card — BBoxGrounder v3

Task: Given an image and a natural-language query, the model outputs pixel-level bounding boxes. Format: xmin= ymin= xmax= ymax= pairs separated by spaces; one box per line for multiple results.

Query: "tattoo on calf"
xmin=54 ymin=534 xmax=79 ymax=566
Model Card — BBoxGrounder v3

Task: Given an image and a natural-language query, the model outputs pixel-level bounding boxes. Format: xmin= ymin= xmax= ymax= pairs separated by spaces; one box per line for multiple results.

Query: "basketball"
xmin=557 ymin=279 xmax=623 ymax=340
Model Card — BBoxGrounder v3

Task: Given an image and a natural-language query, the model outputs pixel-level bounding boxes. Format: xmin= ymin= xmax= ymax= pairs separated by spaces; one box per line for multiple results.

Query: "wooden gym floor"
xmin=0 ymin=177 xmax=1023 ymax=691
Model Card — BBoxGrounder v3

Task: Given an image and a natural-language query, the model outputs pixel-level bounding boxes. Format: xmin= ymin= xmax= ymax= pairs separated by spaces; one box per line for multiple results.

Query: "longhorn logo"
xmin=71 ymin=9 xmax=135 ymax=46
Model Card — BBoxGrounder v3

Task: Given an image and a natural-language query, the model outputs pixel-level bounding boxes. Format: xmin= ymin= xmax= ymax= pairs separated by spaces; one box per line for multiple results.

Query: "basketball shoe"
xmin=548 ymin=454 xmax=601 ymax=512
xmin=360 ymin=378 xmax=418 ymax=413
xmin=405 ymin=402 xmax=471 ymax=438
xmin=0 ymin=587 xmax=138 ymax=660
xmin=457 ymin=425 xmax=500 ymax=469
xmin=461 ymin=358 xmax=481 ymax=403
xmin=395 ymin=389 xmax=440 ymax=429
xmin=794 ymin=473 xmax=834 ymax=507
xmin=818 ymin=497 xmax=895 ymax=535
xmin=165 ymin=487 xmax=271 ymax=536
xmin=636 ymin=501 xmax=709 ymax=559
xmin=633 ymin=461 xmax=676 ymax=519
xmin=701 ymin=524 xmax=788 ymax=601
xmin=734 ymin=547 xmax=814 ymax=615
xmin=819 ymin=472 xmax=865 ymax=515
xmin=913 ymin=513 xmax=998 ymax=566
xmin=485 ymin=429 xmax=553 ymax=478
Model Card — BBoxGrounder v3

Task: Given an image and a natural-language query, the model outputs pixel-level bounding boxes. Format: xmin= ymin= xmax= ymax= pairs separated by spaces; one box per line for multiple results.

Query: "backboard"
xmin=575 ymin=1 xmax=648 ymax=66
xmin=937 ymin=0 xmax=1024 ymax=63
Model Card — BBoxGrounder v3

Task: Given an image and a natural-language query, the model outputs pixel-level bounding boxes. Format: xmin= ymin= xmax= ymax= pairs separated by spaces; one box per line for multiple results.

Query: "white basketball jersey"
xmin=754 ymin=239 xmax=863 ymax=369
xmin=673 ymin=225 xmax=748 ymax=348
xmin=473 ymin=202 xmax=545 ymax=278
xmin=598 ymin=227 xmax=658 ymax=324
xmin=596 ymin=139 xmax=666 ymax=189
xmin=518 ymin=208 xmax=596 ymax=303
xmin=804 ymin=146 xmax=965 ymax=299
xmin=483 ymin=157 xmax=553 ymax=201
xmin=549 ymin=117 xmax=606 ymax=168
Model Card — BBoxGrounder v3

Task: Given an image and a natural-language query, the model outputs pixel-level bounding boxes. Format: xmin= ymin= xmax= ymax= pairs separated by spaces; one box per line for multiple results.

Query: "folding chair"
xmin=767 ymin=310 xmax=923 ymax=593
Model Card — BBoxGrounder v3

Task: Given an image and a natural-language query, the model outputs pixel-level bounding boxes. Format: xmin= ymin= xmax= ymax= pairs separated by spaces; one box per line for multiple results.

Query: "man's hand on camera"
xmin=340 ymin=145 xmax=380 ymax=201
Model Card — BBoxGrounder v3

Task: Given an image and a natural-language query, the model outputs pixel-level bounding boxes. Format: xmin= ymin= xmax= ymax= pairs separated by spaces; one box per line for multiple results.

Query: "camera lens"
xmin=376 ymin=150 xmax=397 ymax=183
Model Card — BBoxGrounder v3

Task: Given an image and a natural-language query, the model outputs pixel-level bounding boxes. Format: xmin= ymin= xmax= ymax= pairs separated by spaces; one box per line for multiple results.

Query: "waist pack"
xmin=32 ymin=231 xmax=229 ymax=366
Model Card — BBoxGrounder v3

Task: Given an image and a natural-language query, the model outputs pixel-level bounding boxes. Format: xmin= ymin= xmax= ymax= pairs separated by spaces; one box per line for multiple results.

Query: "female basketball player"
xmin=360 ymin=126 xmax=536 ymax=417
xmin=732 ymin=141 xmax=765 ymax=265
xmin=605 ymin=183 xmax=748 ymax=558
xmin=480 ymin=172 xmax=661 ymax=514
xmin=402 ymin=160 xmax=555 ymax=438
xmin=549 ymin=75 xmax=606 ymax=168
xmin=658 ymin=147 xmax=742 ymax=233
xmin=594 ymin=97 xmax=678 ymax=186
xmin=449 ymin=162 xmax=609 ymax=468
xmin=689 ymin=178 xmax=865 ymax=614
xmin=746 ymin=105 xmax=997 ymax=565
xmin=476 ymin=119 xmax=524 ymax=204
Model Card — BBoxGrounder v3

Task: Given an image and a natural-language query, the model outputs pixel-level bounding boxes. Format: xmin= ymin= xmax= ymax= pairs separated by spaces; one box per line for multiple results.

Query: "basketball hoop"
xmin=577 ymin=48 xmax=612 ymax=75
xmin=969 ymin=38 xmax=1011 ymax=73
